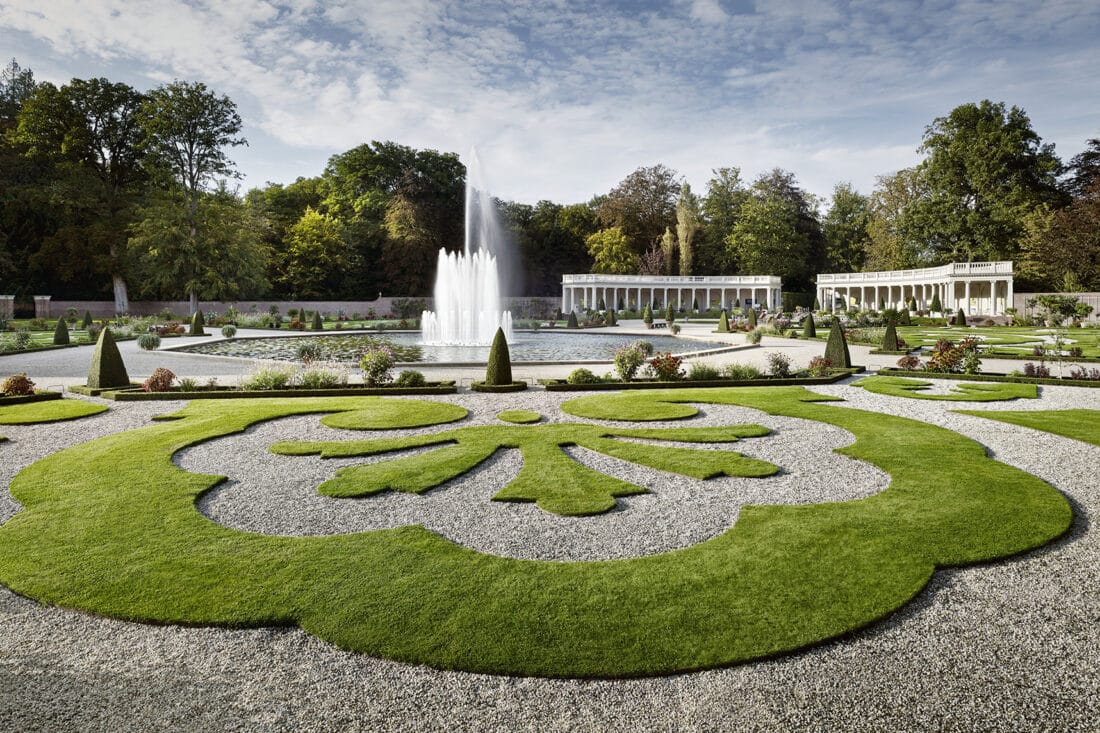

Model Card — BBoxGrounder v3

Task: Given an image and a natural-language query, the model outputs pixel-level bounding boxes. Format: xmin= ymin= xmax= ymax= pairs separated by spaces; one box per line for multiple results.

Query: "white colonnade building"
xmin=561 ymin=274 xmax=783 ymax=313
xmin=816 ymin=261 xmax=1014 ymax=316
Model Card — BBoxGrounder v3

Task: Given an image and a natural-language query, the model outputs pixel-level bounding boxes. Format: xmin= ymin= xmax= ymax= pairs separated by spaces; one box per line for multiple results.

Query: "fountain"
xmin=420 ymin=149 xmax=514 ymax=346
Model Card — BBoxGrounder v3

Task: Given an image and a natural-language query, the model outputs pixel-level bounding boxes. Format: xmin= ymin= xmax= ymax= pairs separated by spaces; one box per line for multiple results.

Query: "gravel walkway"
xmin=1 ymin=380 xmax=1098 ymax=731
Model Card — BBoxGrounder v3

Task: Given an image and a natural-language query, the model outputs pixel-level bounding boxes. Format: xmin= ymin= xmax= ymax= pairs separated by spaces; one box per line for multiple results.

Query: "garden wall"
xmin=1014 ymin=292 xmax=1100 ymax=323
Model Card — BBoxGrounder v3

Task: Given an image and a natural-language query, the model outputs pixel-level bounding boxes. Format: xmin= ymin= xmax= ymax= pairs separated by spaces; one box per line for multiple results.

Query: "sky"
xmin=2 ymin=0 xmax=1098 ymax=206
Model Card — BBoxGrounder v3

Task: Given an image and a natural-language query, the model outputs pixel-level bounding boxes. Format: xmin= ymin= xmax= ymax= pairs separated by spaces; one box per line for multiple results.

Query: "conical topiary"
xmin=882 ymin=321 xmax=899 ymax=351
xmin=87 ymin=327 xmax=129 ymax=389
xmin=606 ymin=308 xmax=617 ymax=326
xmin=717 ymin=309 xmax=730 ymax=333
xmin=642 ymin=304 xmax=653 ymax=325
xmin=803 ymin=312 xmax=817 ymax=338
xmin=813 ymin=297 xmax=820 ymax=310
xmin=53 ymin=318 xmax=70 ymax=345
xmin=312 ymin=311 xmax=324 ymax=331
xmin=484 ymin=327 xmax=512 ymax=386
xmin=567 ymin=310 xmax=579 ymax=328
xmin=955 ymin=308 xmax=967 ymax=327
xmin=900 ymin=307 xmax=911 ymax=326
xmin=824 ymin=319 xmax=851 ymax=368
xmin=82 ymin=310 xmax=94 ymax=329
xmin=190 ymin=310 xmax=205 ymax=336
xmin=930 ymin=292 xmax=942 ymax=313
xmin=747 ymin=308 xmax=757 ymax=328
xmin=665 ymin=304 xmax=675 ymax=324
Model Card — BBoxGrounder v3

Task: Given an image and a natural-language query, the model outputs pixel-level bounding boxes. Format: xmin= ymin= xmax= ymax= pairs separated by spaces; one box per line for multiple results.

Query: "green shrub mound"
xmin=566 ymin=311 xmax=579 ymax=329
xmin=881 ymin=322 xmax=899 ymax=351
xmin=484 ymin=327 xmax=513 ymax=386
xmin=190 ymin=310 xmax=206 ymax=336
xmin=87 ymin=328 xmax=130 ymax=389
xmin=824 ymin=319 xmax=851 ymax=368
xmin=312 ymin=311 xmax=324 ymax=331
xmin=716 ymin=309 xmax=730 ymax=333
xmin=52 ymin=319 xmax=70 ymax=346
xmin=802 ymin=313 xmax=816 ymax=338
xmin=567 ymin=368 xmax=602 ymax=385
xmin=0 ymin=390 xmax=1069 ymax=678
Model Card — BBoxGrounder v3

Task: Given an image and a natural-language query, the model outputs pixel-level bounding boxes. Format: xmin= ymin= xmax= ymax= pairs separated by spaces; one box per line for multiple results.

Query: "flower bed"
xmin=70 ymin=382 xmax=457 ymax=400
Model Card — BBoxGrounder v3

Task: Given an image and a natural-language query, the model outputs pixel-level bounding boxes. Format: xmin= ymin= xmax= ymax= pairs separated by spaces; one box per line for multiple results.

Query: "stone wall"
xmin=1014 ymin=292 xmax=1100 ymax=322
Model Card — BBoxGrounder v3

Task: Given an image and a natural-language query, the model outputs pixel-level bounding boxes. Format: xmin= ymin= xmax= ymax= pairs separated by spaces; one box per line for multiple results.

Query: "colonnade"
xmin=561 ymin=275 xmax=783 ymax=313
xmin=815 ymin=262 xmax=1015 ymax=316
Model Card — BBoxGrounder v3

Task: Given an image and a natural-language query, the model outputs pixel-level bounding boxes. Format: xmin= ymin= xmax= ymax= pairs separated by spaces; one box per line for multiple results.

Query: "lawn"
xmin=0 ymin=390 xmax=1071 ymax=677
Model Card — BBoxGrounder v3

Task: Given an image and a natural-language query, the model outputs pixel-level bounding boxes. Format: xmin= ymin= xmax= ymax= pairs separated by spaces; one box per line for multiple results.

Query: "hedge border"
xmin=470 ymin=381 xmax=529 ymax=393
xmin=876 ymin=368 xmax=1100 ymax=388
xmin=71 ymin=382 xmax=457 ymax=401
xmin=0 ymin=391 xmax=63 ymax=405
xmin=541 ymin=368 xmax=862 ymax=391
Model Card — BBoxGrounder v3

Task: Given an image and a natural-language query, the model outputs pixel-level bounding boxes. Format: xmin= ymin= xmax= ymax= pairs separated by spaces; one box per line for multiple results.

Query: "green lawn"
xmin=0 ymin=390 xmax=1071 ymax=677
xmin=853 ymin=376 xmax=1037 ymax=401
xmin=0 ymin=399 xmax=108 ymax=424
xmin=956 ymin=408 xmax=1100 ymax=447
xmin=896 ymin=325 xmax=1100 ymax=357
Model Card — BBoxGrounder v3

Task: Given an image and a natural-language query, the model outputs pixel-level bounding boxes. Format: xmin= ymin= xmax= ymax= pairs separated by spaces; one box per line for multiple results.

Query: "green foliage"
xmin=766 ymin=352 xmax=792 ymax=377
xmin=239 ymin=364 xmax=295 ymax=390
xmin=746 ymin=327 xmax=762 ymax=345
xmin=959 ymin=409 xmax=1100 ymax=446
xmin=855 ymin=376 xmax=1036 ymax=401
xmin=664 ymin=304 xmax=675 ymax=324
xmin=822 ymin=183 xmax=870 ymax=272
xmin=930 ymin=292 xmax=942 ymax=313
xmin=82 ymin=311 xmax=94 ymax=329
xmin=280 ymin=207 xmax=349 ymax=298
xmin=484 ymin=327 xmax=513 ymax=386
xmin=221 ymin=324 xmax=237 ymax=339
xmin=566 ymin=368 xmax=602 ymax=385
xmin=612 ymin=342 xmax=648 ymax=382
xmin=393 ymin=370 xmax=427 ymax=387
xmin=585 ymin=227 xmax=639 ymax=274
xmin=955 ymin=308 xmax=967 ymax=327
xmin=136 ymin=333 xmax=161 ymax=351
xmin=899 ymin=308 xmax=912 ymax=326
xmin=596 ymin=164 xmax=679 ymax=257
xmin=311 ymin=310 xmax=324 ymax=331
xmin=359 ymin=343 xmax=395 ymax=387
xmin=52 ymin=318 xmax=69 ymax=345
xmin=717 ymin=309 xmax=730 ymax=332
xmin=566 ymin=310 xmax=579 ymax=328
xmin=190 ymin=310 xmax=205 ymax=336
xmin=802 ymin=312 xmax=816 ymax=338
xmin=722 ymin=363 xmax=763 ymax=380
xmin=86 ymin=328 xmax=130 ymax=389
xmin=747 ymin=308 xmax=757 ymax=328
xmin=687 ymin=363 xmax=721 ymax=381
xmin=1 ymin=373 xmax=35 ymax=396
xmin=296 ymin=342 xmax=323 ymax=363
xmin=882 ymin=321 xmax=899 ymax=351
xmin=824 ymin=320 xmax=852 ymax=368
xmin=297 ymin=363 xmax=349 ymax=389
xmin=676 ymin=182 xmax=699 ymax=275
xmin=642 ymin=303 xmax=653 ymax=324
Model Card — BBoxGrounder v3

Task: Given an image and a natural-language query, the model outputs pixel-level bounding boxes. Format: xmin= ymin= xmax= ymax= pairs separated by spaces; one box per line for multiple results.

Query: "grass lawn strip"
xmin=0 ymin=399 xmax=108 ymax=424
xmin=853 ymin=376 xmax=1038 ymax=401
xmin=955 ymin=409 xmax=1100 ymax=447
xmin=271 ymin=423 xmax=775 ymax=516
xmin=497 ymin=409 xmax=542 ymax=423
xmin=0 ymin=390 xmax=1071 ymax=677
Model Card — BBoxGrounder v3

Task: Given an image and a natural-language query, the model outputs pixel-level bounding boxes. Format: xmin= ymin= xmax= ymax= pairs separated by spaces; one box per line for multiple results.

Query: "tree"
xmin=586 ymin=227 xmax=639 ymax=274
xmin=1017 ymin=186 xmax=1100 ymax=291
xmin=822 ymin=183 xmax=870 ymax=272
xmin=596 ymin=164 xmax=679 ymax=256
xmin=908 ymin=100 xmax=1063 ymax=264
xmin=137 ymin=80 xmax=247 ymax=312
xmin=659 ymin=226 xmax=676 ymax=274
xmin=15 ymin=77 xmax=146 ymax=313
xmin=698 ymin=167 xmax=748 ymax=273
xmin=1064 ymin=137 xmax=1100 ymax=199
xmin=278 ymin=207 xmax=349 ymax=297
xmin=676 ymin=183 xmax=700 ymax=276
xmin=638 ymin=243 xmax=664 ymax=275
xmin=864 ymin=168 xmax=929 ymax=270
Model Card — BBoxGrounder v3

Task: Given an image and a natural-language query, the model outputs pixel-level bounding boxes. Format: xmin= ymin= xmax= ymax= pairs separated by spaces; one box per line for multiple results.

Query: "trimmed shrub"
xmin=642 ymin=304 xmax=653 ymax=326
xmin=606 ymin=308 xmax=617 ymax=326
xmin=53 ymin=319 xmax=70 ymax=346
xmin=566 ymin=311 xmax=579 ymax=329
xmin=687 ymin=363 xmax=721 ymax=381
xmin=824 ymin=319 xmax=852 ymax=368
xmin=359 ymin=343 xmax=395 ymax=386
xmin=566 ymin=368 xmax=602 ymax=385
xmin=930 ymin=292 xmax=942 ymax=313
xmin=394 ymin=369 xmax=427 ymax=387
xmin=87 ymin=328 xmax=130 ymax=389
xmin=1 ymin=373 xmax=35 ymax=396
xmin=881 ymin=322 xmax=899 ymax=351
xmin=82 ymin=311 xmax=94 ymax=329
xmin=802 ymin=312 xmax=816 ymax=338
xmin=221 ymin=325 xmax=237 ymax=339
xmin=142 ymin=367 xmax=176 ymax=392
xmin=900 ymin=308 xmax=912 ymax=326
xmin=311 ymin=311 xmax=324 ymax=331
xmin=137 ymin=333 xmax=161 ymax=351
xmin=717 ymin=309 xmax=730 ymax=332
xmin=190 ymin=310 xmax=206 ymax=336
xmin=664 ymin=304 xmax=675 ymax=324
xmin=484 ymin=327 xmax=513 ymax=386
xmin=747 ymin=308 xmax=757 ymax=328
xmin=955 ymin=308 xmax=967 ymax=327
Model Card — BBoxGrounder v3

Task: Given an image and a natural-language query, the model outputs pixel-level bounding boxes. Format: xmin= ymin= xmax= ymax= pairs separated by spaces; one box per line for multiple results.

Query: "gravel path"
xmin=1 ymin=381 xmax=1098 ymax=731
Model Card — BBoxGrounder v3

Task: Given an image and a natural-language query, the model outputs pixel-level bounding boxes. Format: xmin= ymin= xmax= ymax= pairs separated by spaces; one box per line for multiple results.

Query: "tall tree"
xmin=659 ymin=226 xmax=676 ymax=274
xmin=15 ymin=77 xmax=146 ymax=312
xmin=698 ymin=166 xmax=748 ymax=273
xmin=676 ymin=183 xmax=700 ymax=276
xmin=1065 ymin=137 xmax=1100 ymax=199
xmin=245 ymin=176 xmax=325 ymax=297
xmin=908 ymin=100 xmax=1063 ymax=264
xmin=586 ymin=227 xmax=638 ymax=274
xmin=0 ymin=59 xmax=43 ymax=294
xmin=278 ymin=206 xmax=348 ymax=297
xmin=821 ymin=183 xmax=870 ymax=273
xmin=595 ymin=164 xmax=679 ymax=256
xmin=725 ymin=194 xmax=809 ymax=285
xmin=1017 ymin=185 xmax=1100 ymax=291
xmin=137 ymin=80 xmax=247 ymax=312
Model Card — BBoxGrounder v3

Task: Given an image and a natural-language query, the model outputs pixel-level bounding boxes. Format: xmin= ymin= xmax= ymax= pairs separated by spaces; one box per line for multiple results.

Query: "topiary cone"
xmin=802 ymin=312 xmax=816 ymax=338
xmin=190 ymin=310 xmax=206 ymax=336
xmin=930 ymin=292 xmax=942 ymax=313
xmin=606 ymin=309 xmax=617 ymax=326
xmin=717 ymin=309 xmax=730 ymax=333
xmin=87 ymin=327 xmax=130 ymax=389
xmin=484 ymin=327 xmax=512 ymax=386
xmin=882 ymin=321 xmax=899 ymax=351
xmin=567 ymin=311 xmax=579 ymax=328
xmin=824 ymin=319 xmax=851 ymax=368
xmin=900 ymin=308 xmax=911 ymax=326
xmin=747 ymin=308 xmax=757 ymax=328
xmin=53 ymin=318 xmax=70 ymax=345
xmin=955 ymin=308 xmax=967 ymax=327
xmin=82 ymin=310 xmax=94 ymax=329
xmin=642 ymin=304 xmax=653 ymax=325
xmin=312 ymin=311 xmax=324 ymax=331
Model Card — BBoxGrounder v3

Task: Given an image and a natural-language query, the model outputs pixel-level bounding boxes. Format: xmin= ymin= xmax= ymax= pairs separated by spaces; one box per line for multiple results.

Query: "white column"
xmin=1006 ymin=279 xmax=1014 ymax=316
xmin=964 ymin=280 xmax=972 ymax=314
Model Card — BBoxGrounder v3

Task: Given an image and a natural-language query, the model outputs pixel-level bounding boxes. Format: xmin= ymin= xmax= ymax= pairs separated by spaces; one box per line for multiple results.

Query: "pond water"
xmin=173 ymin=331 xmax=723 ymax=364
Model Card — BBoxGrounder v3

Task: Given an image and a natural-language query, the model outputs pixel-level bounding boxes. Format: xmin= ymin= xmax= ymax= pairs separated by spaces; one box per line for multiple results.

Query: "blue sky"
xmin=3 ymin=0 xmax=1098 ymax=206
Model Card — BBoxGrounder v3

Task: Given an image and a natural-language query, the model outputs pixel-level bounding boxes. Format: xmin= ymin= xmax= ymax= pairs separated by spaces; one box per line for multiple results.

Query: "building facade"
xmin=815 ymin=261 xmax=1014 ymax=315
xmin=561 ymin=274 xmax=783 ymax=313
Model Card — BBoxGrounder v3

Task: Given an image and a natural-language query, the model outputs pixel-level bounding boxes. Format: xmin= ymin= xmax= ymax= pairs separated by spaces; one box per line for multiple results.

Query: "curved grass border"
xmin=0 ymin=390 xmax=1071 ymax=677
xmin=0 ymin=399 xmax=108 ymax=424
xmin=853 ymin=375 xmax=1037 ymax=401
xmin=497 ymin=409 xmax=541 ymax=424
xmin=956 ymin=409 xmax=1100 ymax=447
xmin=878 ymin=367 xmax=1100 ymax=389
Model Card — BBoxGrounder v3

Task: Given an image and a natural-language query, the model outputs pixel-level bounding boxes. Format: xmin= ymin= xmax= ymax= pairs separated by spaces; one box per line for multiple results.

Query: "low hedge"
xmin=72 ymin=382 xmax=458 ymax=400
xmin=470 ymin=381 xmax=529 ymax=393
xmin=541 ymin=368 xmax=862 ymax=391
xmin=877 ymin=368 xmax=1100 ymax=388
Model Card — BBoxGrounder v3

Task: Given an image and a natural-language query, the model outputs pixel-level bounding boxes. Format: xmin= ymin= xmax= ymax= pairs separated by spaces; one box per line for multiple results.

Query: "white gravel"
xmin=1 ymin=382 xmax=1099 ymax=731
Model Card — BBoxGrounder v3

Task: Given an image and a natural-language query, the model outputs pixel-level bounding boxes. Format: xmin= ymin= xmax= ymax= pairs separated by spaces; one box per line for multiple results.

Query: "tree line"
xmin=1 ymin=59 xmax=1097 ymax=314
